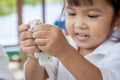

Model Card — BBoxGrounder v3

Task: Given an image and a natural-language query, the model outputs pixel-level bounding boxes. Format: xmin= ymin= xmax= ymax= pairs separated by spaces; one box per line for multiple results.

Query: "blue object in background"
xmin=54 ymin=13 xmax=66 ymax=31
xmin=54 ymin=19 xmax=65 ymax=30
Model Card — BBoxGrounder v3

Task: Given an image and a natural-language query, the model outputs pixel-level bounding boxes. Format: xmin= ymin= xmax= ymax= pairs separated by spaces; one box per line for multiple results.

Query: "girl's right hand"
xmin=18 ymin=24 xmax=39 ymax=55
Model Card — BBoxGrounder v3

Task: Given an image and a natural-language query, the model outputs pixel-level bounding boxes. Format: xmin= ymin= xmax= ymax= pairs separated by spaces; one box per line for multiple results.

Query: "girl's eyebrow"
xmin=66 ymin=6 xmax=102 ymax=12
xmin=66 ymin=6 xmax=75 ymax=10
xmin=86 ymin=8 xmax=103 ymax=12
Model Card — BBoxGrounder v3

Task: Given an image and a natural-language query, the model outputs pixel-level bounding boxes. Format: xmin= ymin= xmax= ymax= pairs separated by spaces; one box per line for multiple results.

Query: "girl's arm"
xmin=32 ymin=24 xmax=103 ymax=80
xmin=25 ymin=56 xmax=48 ymax=80
xmin=58 ymin=46 xmax=102 ymax=80
xmin=18 ymin=24 xmax=48 ymax=80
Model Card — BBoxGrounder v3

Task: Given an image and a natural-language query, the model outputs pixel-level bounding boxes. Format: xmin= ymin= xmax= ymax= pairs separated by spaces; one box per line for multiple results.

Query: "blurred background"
xmin=0 ymin=0 xmax=65 ymax=80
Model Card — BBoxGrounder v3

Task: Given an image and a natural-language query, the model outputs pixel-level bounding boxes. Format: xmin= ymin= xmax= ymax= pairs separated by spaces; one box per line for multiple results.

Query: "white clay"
xmin=29 ymin=19 xmax=52 ymax=67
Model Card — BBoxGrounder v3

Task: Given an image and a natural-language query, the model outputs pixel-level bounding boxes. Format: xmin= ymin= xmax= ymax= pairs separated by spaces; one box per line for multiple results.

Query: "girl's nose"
xmin=74 ymin=18 xmax=88 ymax=30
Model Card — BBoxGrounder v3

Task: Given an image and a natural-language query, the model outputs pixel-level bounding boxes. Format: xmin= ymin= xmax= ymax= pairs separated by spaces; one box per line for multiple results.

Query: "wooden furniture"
xmin=17 ymin=0 xmax=46 ymax=25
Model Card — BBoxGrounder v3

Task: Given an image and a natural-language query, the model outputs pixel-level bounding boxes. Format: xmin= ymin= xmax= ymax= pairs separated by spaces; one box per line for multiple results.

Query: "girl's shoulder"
xmin=110 ymin=27 xmax=120 ymax=42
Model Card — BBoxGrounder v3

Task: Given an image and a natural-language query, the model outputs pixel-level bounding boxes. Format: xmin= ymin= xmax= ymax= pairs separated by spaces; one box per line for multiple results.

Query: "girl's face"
xmin=65 ymin=0 xmax=115 ymax=53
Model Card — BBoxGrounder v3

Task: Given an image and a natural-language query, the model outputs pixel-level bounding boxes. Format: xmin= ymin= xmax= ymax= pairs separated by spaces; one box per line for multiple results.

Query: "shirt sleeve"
xmin=23 ymin=61 xmax=27 ymax=80
xmin=44 ymin=57 xmax=76 ymax=80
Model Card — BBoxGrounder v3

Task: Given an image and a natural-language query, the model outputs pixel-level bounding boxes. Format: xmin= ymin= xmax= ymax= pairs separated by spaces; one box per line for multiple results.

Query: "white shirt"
xmin=85 ymin=38 xmax=120 ymax=80
xmin=24 ymin=28 xmax=120 ymax=80
xmin=0 ymin=45 xmax=15 ymax=80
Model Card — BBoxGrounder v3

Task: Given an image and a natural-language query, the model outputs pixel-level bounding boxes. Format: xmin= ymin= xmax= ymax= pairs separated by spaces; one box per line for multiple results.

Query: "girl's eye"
xmin=67 ymin=13 xmax=76 ymax=16
xmin=88 ymin=15 xmax=98 ymax=18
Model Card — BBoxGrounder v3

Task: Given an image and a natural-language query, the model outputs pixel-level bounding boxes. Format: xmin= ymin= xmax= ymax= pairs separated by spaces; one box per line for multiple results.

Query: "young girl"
xmin=19 ymin=0 xmax=120 ymax=80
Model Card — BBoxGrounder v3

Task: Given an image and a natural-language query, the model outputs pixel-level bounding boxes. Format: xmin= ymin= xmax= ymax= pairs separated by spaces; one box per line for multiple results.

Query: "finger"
xmin=19 ymin=31 xmax=33 ymax=41
xmin=18 ymin=24 xmax=30 ymax=33
xmin=20 ymin=39 xmax=35 ymax=47
xmin=21 ymin=46 xmax=39 ymax=54
xmin=34 ymin=24 xmax=53 ymax=32
xmin=37 ymin=43 xmax=50 ymax=53
xmin=33 ymin=24 xmax=58 ymax=39
xmin=32 ymin=30 xmax=50 ymax=39
xmin=35 ymin=38 xmax=48 ymax=46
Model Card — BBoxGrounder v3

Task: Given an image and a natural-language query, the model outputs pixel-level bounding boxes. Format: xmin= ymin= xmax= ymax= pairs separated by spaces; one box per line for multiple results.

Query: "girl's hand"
xmin=33 ymin=24 xmax=71 ymax=58
xmin=18 ymin=24 xmax=39 ymax=54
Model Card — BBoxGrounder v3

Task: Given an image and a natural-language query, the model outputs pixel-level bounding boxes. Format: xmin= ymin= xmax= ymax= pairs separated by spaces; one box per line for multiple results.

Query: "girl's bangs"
xmin=66 ymin=0 xmax=93 ymax=6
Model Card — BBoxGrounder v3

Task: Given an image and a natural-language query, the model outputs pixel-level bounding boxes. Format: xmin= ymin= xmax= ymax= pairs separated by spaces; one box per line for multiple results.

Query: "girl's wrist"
xmin=27 ymin=53 xmax=38 ymax=61
xmin=27 ymin=54 xmax=40 ymax=66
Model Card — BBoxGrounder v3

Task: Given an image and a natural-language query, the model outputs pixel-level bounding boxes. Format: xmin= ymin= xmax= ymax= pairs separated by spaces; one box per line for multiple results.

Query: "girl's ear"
xmin=115 ymin=11 xmax=120 ymax=27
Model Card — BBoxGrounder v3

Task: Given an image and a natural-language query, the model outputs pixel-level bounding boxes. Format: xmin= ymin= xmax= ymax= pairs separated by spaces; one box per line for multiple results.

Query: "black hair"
xmin=66 ymin=0 xmax=93 ymax=6
xmin=66 ymin=0 xmax=120 ymax=16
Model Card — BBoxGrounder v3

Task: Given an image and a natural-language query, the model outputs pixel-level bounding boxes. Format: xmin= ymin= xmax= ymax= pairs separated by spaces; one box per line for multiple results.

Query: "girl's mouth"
xmin=75 ymin=33 xmax=90 ymax=41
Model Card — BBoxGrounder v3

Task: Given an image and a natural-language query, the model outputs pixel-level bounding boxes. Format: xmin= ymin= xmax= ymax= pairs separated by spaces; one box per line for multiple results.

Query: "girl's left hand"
xmin=32 ymin=24 xmax=71 ymax=58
